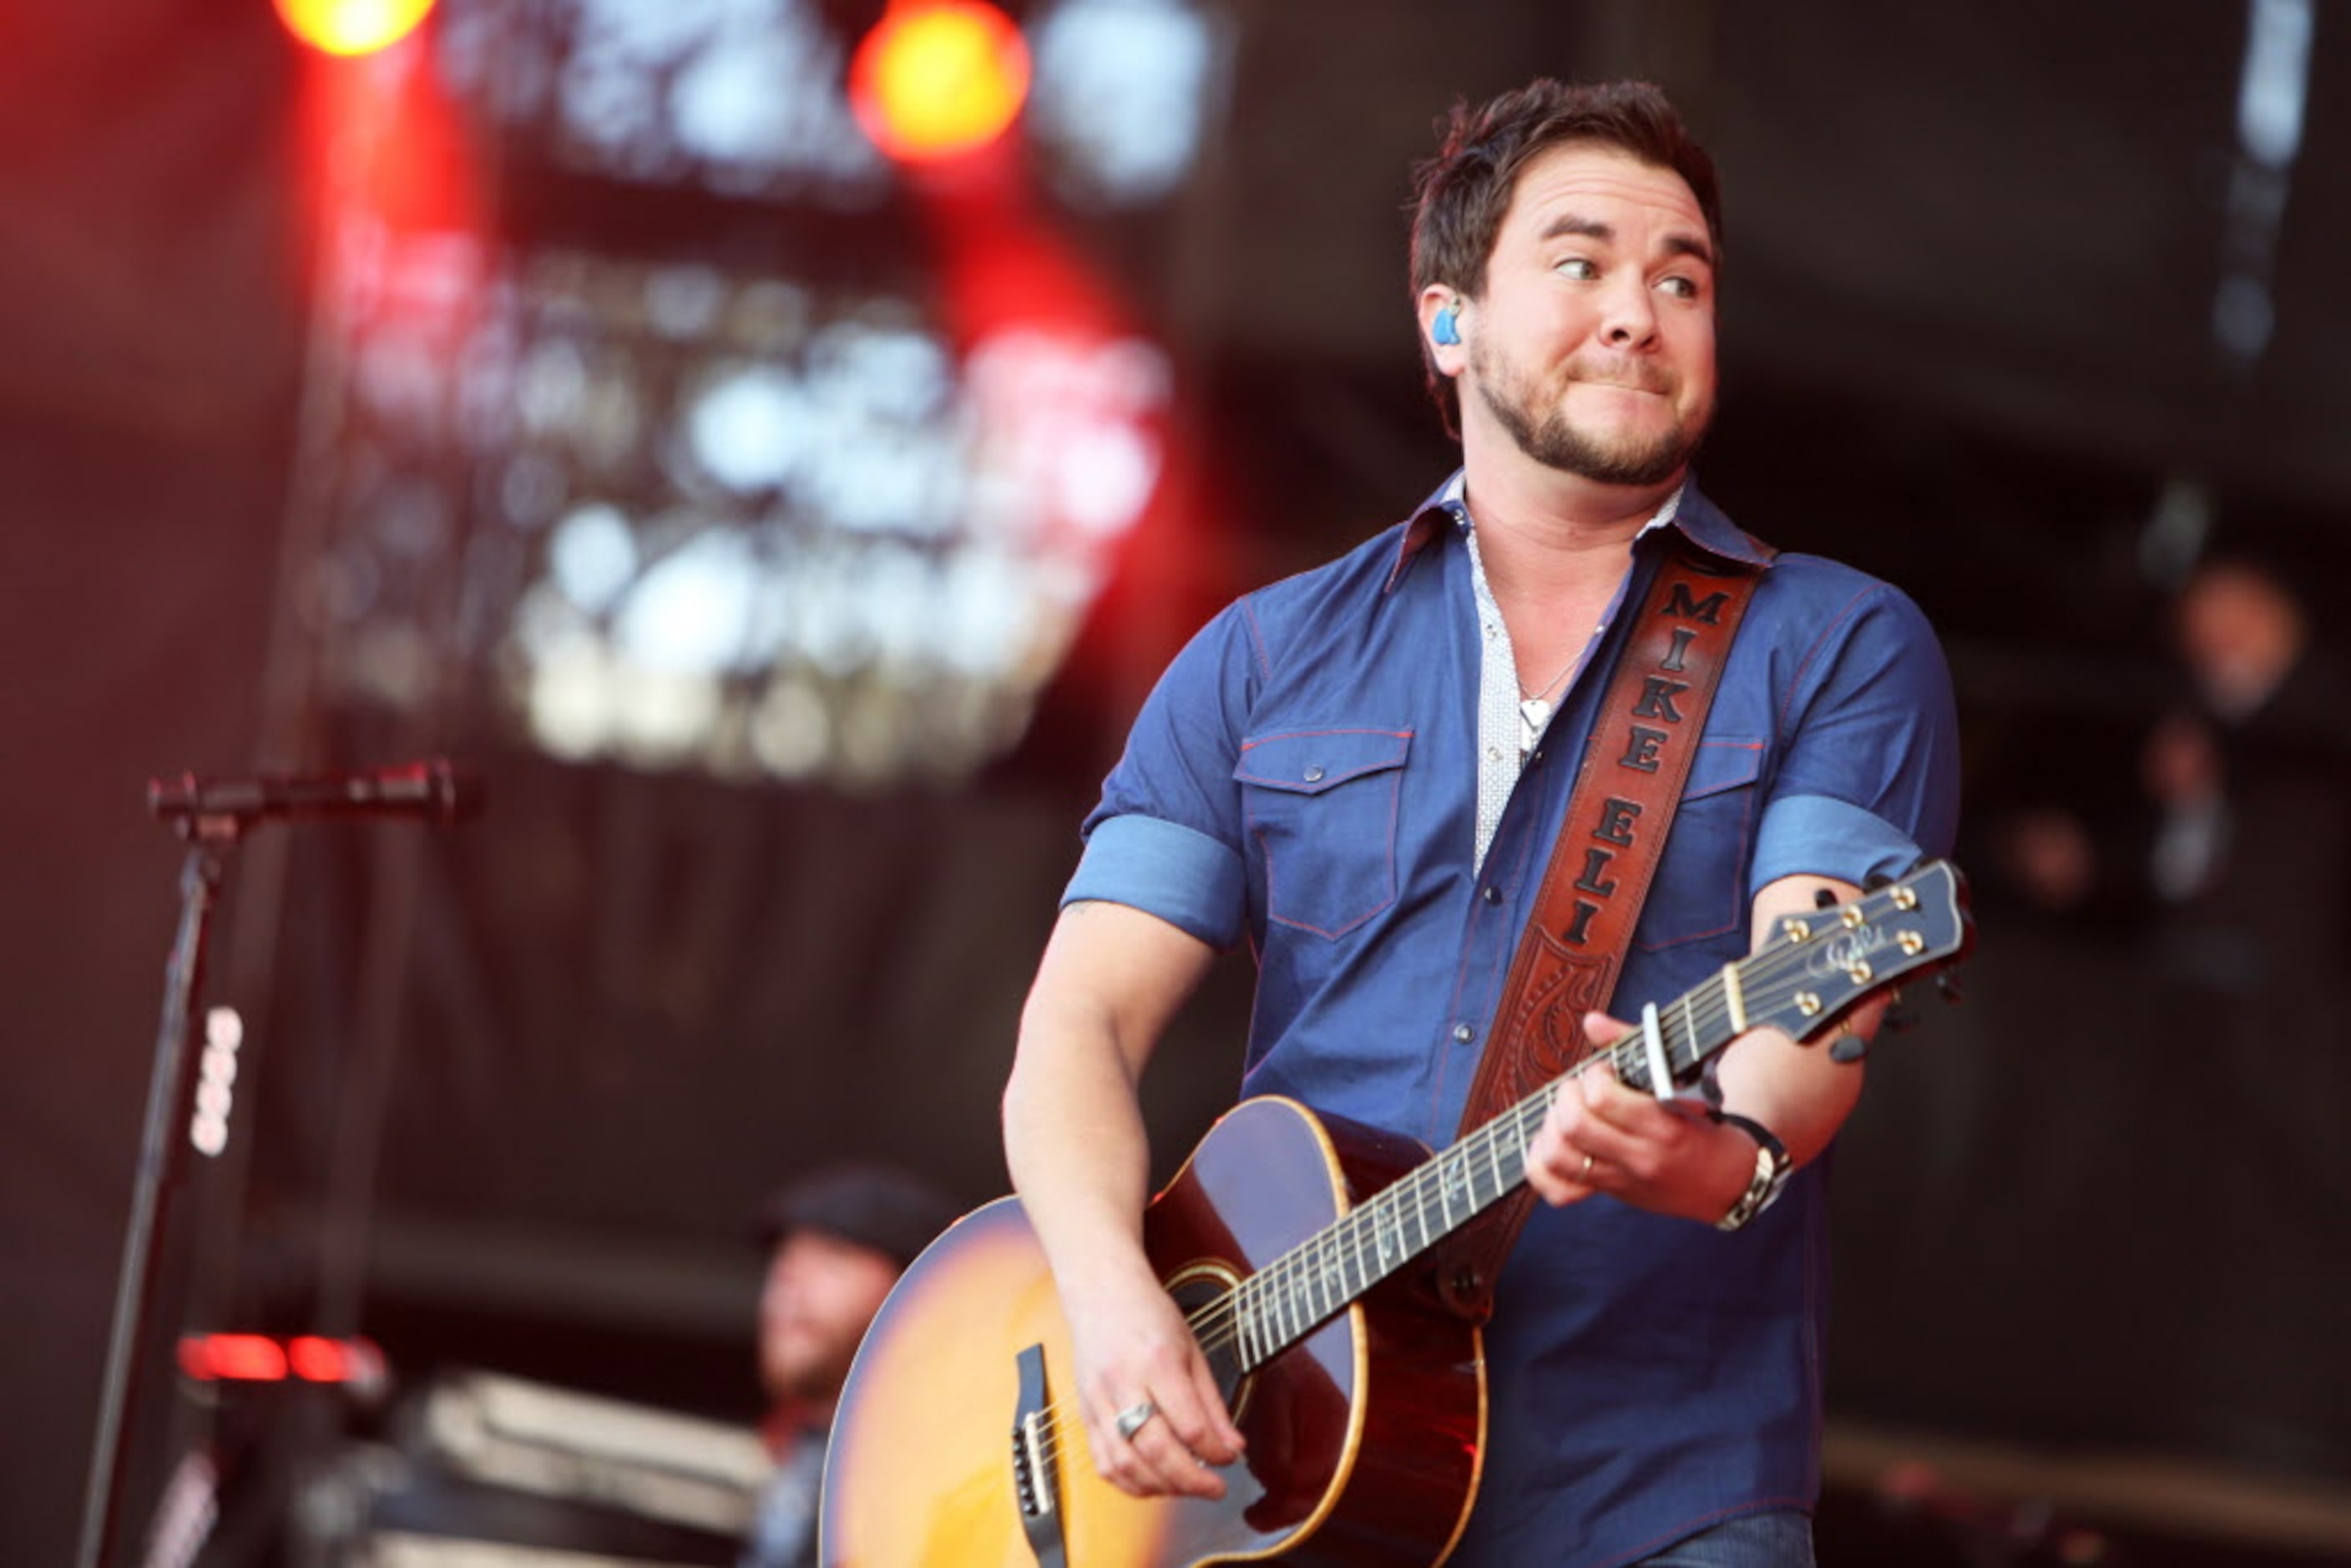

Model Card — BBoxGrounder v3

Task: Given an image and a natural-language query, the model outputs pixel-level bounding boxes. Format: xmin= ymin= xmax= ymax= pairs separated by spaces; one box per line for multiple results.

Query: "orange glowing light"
xmin=274 ymin=0 xmax=439 ymax=58
xmin=850 ymin=1 xmax=1032 ymax=163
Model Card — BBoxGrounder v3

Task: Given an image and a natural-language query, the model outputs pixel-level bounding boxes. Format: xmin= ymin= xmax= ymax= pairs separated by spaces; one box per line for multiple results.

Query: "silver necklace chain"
xmin=1518 ymin=649 xmax=1581 ymax=707
xmin=1516 ymin=622 xmax=1605 ymax=748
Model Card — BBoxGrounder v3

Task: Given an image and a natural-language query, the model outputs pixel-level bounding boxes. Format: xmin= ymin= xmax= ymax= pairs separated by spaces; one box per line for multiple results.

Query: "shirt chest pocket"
xmin=1637 ymin=736 xmax=1765 ymax=951
xmin=1234 ymin=728 xmax=1413 ymax=938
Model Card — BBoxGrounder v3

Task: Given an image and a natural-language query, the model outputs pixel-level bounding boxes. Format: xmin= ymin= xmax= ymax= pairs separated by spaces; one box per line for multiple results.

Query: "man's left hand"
xmin=1522 ymin=1013 xmax=1764 ymax=1224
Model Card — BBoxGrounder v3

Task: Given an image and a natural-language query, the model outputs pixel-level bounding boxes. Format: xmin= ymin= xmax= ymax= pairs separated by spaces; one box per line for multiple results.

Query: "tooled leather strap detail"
xmin=1438 ymin=533 xmax=1770 ymax=1319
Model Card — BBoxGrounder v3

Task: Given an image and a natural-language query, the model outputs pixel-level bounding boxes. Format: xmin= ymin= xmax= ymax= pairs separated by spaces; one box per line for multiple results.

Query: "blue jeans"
xmin=1634 ymin=1509 xmax=1814 ymax=1567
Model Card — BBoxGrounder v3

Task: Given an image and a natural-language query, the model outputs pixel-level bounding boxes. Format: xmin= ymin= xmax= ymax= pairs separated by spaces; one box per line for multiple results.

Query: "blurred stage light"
xmin=180 ymin=1333 xmax=388 ymax=1393
xmin=850 ymin=1 xmax=1032 ymax=163
xmin=1027 ymin=0 xmax=1216 ymax=206
xmin=299 ymin=0 xmax=1225 ymax=787
xmin=189 ymin=1006 xmax=243 ymax=1159
xmin=276 ymin=0 xmax=439 ymax=57
xmin=287 ymin=1334 xmax=385 ymax=1386
xmin=179 ymin=1333 xmax=287 ymax=1383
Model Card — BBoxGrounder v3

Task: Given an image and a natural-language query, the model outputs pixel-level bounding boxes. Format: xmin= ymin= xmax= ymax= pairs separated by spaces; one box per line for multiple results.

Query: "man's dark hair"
xmin=1408 ymin=79 xmax=1723 ymax=434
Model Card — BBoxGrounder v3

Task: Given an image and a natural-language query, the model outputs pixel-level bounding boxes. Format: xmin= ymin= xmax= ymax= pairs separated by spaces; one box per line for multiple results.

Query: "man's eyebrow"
xmin=1536 ymin=213 xmax=1716 ymax=270
xmin=1538 ymin=214 xmax=1612 ymax=245
xmin=1662 ymin=232 xmax=1716 ymax=269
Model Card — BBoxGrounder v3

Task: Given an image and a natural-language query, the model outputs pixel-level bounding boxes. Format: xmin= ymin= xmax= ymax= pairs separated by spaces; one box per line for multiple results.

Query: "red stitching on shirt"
xmin=1239 ymin=595 xmax=1274 ymax=680
xmin=1776 ymin=581 xmax=1883 ymax=737
xmin=1237 ymin=727 xmax=1413 ymax=748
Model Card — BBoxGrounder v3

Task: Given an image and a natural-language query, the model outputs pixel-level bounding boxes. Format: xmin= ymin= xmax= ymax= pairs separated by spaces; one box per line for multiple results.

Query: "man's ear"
xmin=1418 ymin=285 xmax=1468 ymax=370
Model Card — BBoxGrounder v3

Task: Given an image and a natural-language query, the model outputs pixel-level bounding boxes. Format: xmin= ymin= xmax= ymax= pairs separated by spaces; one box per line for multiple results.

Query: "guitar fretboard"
xmin=1221 ymin=975 xmax=1727 ymax=1373
xmin=1174 ymin=862 xmax=1964 ymax=1399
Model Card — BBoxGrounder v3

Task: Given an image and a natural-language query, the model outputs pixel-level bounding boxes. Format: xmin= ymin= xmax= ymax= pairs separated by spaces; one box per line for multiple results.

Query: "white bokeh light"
xmin=613 ymin=527 xmax=768 ymax=674
xmin=1029 ymin=0 xmax=1219 ymax=206
xmin=337 ymin=236 xmax=1180 ymax=784
xmin=549 ymin=503 xmax=640 ymax=614
xmin=688 ymin=366 xmax=814 ymax=493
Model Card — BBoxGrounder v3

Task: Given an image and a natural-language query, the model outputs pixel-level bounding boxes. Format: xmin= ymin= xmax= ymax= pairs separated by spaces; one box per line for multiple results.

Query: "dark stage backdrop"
xmin=0 ymin=2 xmax=304 ymax=1560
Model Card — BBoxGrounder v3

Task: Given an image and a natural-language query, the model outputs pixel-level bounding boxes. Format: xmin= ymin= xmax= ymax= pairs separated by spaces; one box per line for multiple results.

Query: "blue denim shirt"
xmin=1064 ymin=477 xmax=1960 ymax=1565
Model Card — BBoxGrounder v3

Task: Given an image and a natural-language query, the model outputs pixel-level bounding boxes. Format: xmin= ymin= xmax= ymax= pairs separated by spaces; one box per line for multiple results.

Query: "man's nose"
xmin=1599 ymin=276 xmax=1658 ymax=347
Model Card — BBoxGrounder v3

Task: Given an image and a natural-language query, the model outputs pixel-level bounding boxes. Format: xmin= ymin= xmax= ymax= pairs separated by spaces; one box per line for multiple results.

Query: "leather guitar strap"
xmin=1441 ymin=532 xmax=1771 ymax=1319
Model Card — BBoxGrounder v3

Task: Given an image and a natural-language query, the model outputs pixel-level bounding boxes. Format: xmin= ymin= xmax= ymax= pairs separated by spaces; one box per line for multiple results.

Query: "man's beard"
xmin=1471 ymin=341 xmax=1708 ymax=488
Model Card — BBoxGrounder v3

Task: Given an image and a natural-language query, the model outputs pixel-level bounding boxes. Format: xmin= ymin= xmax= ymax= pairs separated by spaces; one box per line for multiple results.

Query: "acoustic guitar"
xmin=820 ymin=862 xmax=1971 ymax=1565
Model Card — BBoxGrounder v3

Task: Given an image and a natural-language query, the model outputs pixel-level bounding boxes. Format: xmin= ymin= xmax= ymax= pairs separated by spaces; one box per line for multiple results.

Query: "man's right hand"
xmin=1001 ymin=898 xmax=1238 ymax=1496
xmin=1064 ymin=1259 xmax=1247 ymax=1500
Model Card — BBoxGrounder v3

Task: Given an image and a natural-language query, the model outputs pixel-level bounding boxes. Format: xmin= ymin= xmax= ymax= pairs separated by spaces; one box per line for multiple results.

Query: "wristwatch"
xmin=1711 ymin=1111 xmax=1792 ymax=1232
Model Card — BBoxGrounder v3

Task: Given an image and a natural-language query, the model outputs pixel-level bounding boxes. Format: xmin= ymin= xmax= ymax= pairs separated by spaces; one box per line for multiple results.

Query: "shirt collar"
xmin=1385 ymin=468 xmax=1772 ymax=592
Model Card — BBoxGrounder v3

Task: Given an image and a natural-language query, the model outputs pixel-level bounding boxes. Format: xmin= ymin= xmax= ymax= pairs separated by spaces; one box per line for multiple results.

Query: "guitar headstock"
xmin=1746 ymin=860 xmax=1973 ymax=1044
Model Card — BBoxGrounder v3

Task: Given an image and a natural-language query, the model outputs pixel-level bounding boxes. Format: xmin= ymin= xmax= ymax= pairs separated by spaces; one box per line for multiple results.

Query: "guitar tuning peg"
xmin=1813 ymin=887 xmax=1840 ymax=909
xmin=1879 ymin=988 xmax=1919 ymax=1035
xmin=1935 ymin=971 xmax=1965 ymax=1006
xmin=1829 ymin=1030 xmax=1871 ymax=1065
xmin=1863 ymin=871 xmax=1895 ymax=891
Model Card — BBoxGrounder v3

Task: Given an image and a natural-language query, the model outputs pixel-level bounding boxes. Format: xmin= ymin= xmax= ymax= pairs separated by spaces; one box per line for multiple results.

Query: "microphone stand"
xmin=77 ymin=815 xmax=240 ymax=1568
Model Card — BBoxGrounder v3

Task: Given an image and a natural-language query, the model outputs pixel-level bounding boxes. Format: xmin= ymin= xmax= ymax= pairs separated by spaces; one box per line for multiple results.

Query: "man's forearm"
xmin=1001 ymin=900 xmax=1218 ymax=1291
xmin=1719 ymin=873 xmax=1874 ymax=1168
xmin=1004 ymin=1008 xmax=1159 ymax=1290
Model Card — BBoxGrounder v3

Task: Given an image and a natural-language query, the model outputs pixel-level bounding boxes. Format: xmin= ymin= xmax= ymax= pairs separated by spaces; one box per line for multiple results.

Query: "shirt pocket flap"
xmin=1234 ymin=728 xmax=1413 ymax=796
xmin=1683 ymin=739 xmax=1764 ymax=802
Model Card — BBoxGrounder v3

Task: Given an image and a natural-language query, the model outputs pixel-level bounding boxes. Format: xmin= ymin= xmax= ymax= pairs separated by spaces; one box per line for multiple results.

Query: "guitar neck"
xmin=1222 ymin=973 xmax=1733 ymax=1373
xmin=1213 ymin=861 xmax=1967 ymax=1376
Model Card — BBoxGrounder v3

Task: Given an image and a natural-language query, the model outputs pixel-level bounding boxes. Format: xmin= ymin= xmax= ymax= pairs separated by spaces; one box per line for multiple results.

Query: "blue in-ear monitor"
xmin=1432 ymin=302 xmax=1461 ymax=346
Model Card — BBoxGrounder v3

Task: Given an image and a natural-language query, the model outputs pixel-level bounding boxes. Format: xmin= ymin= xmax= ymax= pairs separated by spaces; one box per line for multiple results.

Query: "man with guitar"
xmin=998 ymin=80 xmax=1959 ymax=1566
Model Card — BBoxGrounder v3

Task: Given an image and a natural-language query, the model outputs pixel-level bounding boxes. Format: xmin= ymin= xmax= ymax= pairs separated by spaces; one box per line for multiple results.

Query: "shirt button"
xmin=1453 ymin=1024 xmax=1475 ymax=1043
xmin=1482 ymin=885 xmax=1502 ymax=905
xmin=1485 ymin=746 xmax=1502 ymax=762
xmin=1303 ymin=765 xmax=1325 ymax=782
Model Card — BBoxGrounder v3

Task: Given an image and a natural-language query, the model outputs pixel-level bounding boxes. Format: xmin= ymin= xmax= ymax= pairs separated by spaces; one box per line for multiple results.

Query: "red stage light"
xmin=274 ymin=0 xmax=439 ymax=58
xmin=286 ymin=1335 xmax=351 ymax=1383
xmin=850 ymin=1 xmax=1032 ymax=163
xmin=180 ymin=1333 xmax=287 ymax=1383
xmin=180 ymin=1332 xmax=385 ymax=1388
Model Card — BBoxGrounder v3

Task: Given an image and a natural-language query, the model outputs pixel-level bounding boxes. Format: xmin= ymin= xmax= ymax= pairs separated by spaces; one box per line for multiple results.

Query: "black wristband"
xmin=1710 ymin=1111 xmax=1792 ymax=1232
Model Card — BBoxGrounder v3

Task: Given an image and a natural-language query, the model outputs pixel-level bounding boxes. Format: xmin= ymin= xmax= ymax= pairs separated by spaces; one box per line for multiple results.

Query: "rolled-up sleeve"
xmin=1059 ymin=601 xmax=1260 ymax=949
xmin=1750 ymin=580 xmax=1960 ymax=895
xmin=1062 ymin=815 xmax=1246 ymax=948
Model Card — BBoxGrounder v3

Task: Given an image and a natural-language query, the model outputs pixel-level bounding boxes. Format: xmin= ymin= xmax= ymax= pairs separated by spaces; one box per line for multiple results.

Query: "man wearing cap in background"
xmin=741 ymin=1165 xmax=957 ymax=1568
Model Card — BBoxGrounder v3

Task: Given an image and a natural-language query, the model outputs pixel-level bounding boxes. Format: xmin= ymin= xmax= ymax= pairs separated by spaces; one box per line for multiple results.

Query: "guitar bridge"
xmin=1009 ymin=1343 xmax=1067 ymax=1568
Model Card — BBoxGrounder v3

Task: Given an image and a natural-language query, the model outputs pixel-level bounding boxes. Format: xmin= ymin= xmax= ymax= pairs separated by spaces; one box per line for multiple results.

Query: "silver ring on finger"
xmin=1114 ymin=1399 xmax=1158 ymax=1441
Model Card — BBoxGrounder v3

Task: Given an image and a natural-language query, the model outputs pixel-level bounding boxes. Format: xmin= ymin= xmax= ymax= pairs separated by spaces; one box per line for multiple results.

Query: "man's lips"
xmin=1558 ymin=355 xmax=1673 ymax=393
xmin=1569 ymin=383 xmax=1675 ymax=410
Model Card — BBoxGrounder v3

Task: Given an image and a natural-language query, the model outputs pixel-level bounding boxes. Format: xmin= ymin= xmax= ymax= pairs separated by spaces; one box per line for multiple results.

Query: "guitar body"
xmin=819 ymin=1096 xmax=1485 ymax=1566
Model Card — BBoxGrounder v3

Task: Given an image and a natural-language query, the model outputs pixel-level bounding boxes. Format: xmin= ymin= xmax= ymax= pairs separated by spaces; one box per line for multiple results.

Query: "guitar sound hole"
xmin=1170 ymin=1271 xmax=1253 ymax=1424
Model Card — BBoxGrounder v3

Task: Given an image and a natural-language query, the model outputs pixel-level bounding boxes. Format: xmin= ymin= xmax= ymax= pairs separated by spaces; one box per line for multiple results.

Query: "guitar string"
xmin=1027 ymin=910 xmax=1944 ymax=1467
xmin=1173 ymin=929 xmax=1879 ymax=1349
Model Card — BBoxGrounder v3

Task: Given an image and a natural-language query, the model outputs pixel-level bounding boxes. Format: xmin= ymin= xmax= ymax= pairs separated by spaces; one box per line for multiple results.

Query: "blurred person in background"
xmin=2144 ymin=554 xmax=2326 ymax=920
xmin=2138 ymin=554 xmax=2348 ymax=1426
xmin=742 ymin=1165 xmax=956 ymax=1568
